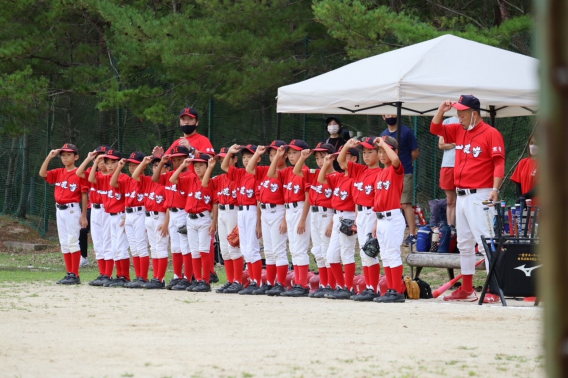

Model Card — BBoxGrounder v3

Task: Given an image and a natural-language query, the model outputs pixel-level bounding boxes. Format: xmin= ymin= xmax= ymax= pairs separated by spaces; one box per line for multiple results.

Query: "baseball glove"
xmin=177 ymin=225 xmax=187 ymax=235
xmin=404 ymin=276 xmax=421 ymax=300
xmin=362 ymin=233 xmax=380 ymax=258
xmin=339 ymin=219 xmax=357 ymax=236
xmin=227 ymin=225 xmax=240 ymax=248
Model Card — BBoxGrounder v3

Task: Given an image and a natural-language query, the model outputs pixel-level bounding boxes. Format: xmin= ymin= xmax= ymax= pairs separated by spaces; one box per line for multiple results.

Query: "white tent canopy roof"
xmin=277 ymin=35 xmax=539 ymax=118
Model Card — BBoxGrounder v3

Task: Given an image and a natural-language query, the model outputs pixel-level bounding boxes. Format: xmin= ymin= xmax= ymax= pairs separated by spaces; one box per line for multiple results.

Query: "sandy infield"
xmin=0 ymin=283 xmax=543 ymax=378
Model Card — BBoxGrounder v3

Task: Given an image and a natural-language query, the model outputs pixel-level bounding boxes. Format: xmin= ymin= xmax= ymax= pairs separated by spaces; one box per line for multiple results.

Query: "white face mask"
xmin=529 ymin=145 xmax=538 ymax=156
xmin=328 ymin=125 xmax=340 ymax=134
xmin=467 ymin=112 xmax=476 ymax=131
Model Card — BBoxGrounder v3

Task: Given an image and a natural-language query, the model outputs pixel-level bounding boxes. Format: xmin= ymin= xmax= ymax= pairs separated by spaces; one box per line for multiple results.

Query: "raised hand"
xmin=142 ymin=156 xmax=153 ymax=165
xmin=345 ymin=138 xmax=360 ymax=148
xmin=208 ymin=157 xmax=216 ymax=169
xmin=256 ymin=145 xmax=267 ymax=155
xmin=117 ymin=159 xmax=126 ymax=169
xmin=438 ymin=100 xmax=453 ymax=114
xmin=160 ymin=154 xmax=171 ymax=164
xmin=323 ymin=154 xmax=336 ymax=164
xmin=152 ymin=146 xmax=164 ymax=156
xmin=49 ymin=149 xmax=60 ymax=158
xmin=276 ymin=145 xmax=286 ymax=157
xmin=300 ymin=149 xmax=312 ymax=158
xmin=87 ymin=150 xmax=98 ymax=161
xmin=228 ymin=144 xmax=241 ymax=154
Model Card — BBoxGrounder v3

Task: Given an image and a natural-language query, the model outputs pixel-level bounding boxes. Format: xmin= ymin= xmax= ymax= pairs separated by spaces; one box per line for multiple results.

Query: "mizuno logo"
xmin=514 ymin=264 xmax=542 ymax=277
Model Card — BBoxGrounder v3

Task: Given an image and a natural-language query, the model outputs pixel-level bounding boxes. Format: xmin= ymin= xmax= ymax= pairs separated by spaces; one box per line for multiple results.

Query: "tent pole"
xmin=396 ymin=102 xmax=402 ymax=148
xmin=276 ymin=112 xmax=281 ymax=140
xmin=489 ymin=105 xmax=496 ymax=127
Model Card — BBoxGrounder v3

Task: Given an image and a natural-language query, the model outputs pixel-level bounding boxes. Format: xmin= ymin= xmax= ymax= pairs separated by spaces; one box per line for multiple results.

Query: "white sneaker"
xmin=80 ymin=257 xmax=89 ymax=267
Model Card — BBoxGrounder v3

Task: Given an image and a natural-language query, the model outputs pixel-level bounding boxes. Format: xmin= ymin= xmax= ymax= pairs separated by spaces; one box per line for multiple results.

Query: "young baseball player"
xmin=212 ymin=147 xmax=242 ymax=293
xmin=246 ymin=140 xmax=289 ymax=296
xmin=221 ymin=144 xmax=262 ymax=295
xmin=317 ymin=146 xmax=359 ymax=300
xmin=293 ymin=142 xmax=338 ymax=298
xmin=338 ymin=137 xmax=383 ymax=302
xmin=131 ymin=155 xmax=171 ymax=289
xmin=88 ymin=149 xmax=131 ymax=287
xmin=171 ymin=152 xmax=218 ymax=292
xmin=373 ymin=136 xmax=406 ymax=303
xmin=39 ymin=144 xmax=88 ymax=285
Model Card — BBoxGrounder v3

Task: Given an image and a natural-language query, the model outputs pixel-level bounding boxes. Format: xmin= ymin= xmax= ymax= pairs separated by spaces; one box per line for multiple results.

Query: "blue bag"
xmin=416 ymin=226 xmax=433 ymax=252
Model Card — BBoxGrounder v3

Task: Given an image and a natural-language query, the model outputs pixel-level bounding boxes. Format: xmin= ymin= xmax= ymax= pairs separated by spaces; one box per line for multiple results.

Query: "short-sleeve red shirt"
xmin=123 ymin=175 xmax=146 ymax=208
xmin=373 ymin=163 xmax=405 ymax=212
xmin=227 ymin=166 xmax=257 ymax=206
xmin=159 ymin=170 xmax=194 ymax=209
xmin=166 ymin=133 xmax=215 ymax=155
xmin=278 ymin=166 xmax=309 ymax=204
xmin=178 ymin=173 xmax=217 ymax=214
xmin=255 ymin=166 xmax=285 ymax=205
xmin=511 ymin=157 xmax=538 ymax=205
xmin=347 ymin=162 xmax=382 ymax=207
xmin=327 ymin=174 xmax=355 ymax=212
xmin=98 ymin=173 xmax=130 ymax=213
xmin=212 ymin=174 xmax=238 ymax=206
xmin=305 ymin=169 xmax=336 ymax=208
xmin=140 ymin=176 xmax=168 ymax=213
xmin=45 ymin=167 xmax=87 ymax=204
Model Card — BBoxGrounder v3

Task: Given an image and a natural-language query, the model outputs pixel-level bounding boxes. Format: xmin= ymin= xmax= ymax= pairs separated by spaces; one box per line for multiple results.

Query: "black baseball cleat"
xmin=108 ymin=276 xmax=129 ymax=287
xmin=166 ymin=277 xmax=181 ymax=290
xmin=374 ymin=289 xmax=405 ymax=303
xmin=326 ymin=287 xmax=354 ymax=300
xmin=223 ymin=282 xmax=244 ymax=294
xmin=61 ymin=273 xmax=81 ymax=285
xmin=253 ymin=283 xmax=273 ymax=295
xmin=280 ymin=284 xmax=309 ymax=297
xmin=98 ymin=275 xmax=113 ymax=287
xmin=88 ymin=274 xmax=107 ymax=286
xmin=309 ymin=286 xmax=327 ymax=298
xmin=209 ymin=272 xmax=219 ymax=284
xmin=56 ymin=273 xmax=72 ymax=284
xmin=352 ymin=288 xmax=381 ymax=302
xmin=185 ymin=279 xmax=200 ymax=291
xmin=144 ymin=278 xmax=165 ymax=289
xmin=125 ymin=277 xmax=147 ymax=289
xmin=103 ymin=277 xmax=118 ymax=287
xmin=171 ymin=278 xmax=193 ymax=291
xmin=191 ymin=280 xmax=211 ymax=292
xmin=238 ymin=282 xmax=258 ymax=295
xmin=215 ymin=281 xmax=232 ymax=293
xmin=265 ymin=282 xmax=286 ymax=296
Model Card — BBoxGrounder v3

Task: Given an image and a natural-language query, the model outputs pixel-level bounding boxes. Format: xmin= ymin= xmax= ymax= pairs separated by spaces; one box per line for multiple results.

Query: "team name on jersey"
xmin=106 ymin=189 xmax=122 ymax=200
xmin=54 ymin=181 xmax=78 ymax=192
xmin=376 ymin=180 xmax=391 ymax=190
xmin=239 ymin=186 xmax=254 ymax=198
xmin=353 ymin=182 xmax=374 ymax=195
xmin=260 ymin=180 xmax=280 ymax=193
xmin=283 ymin=182 xmax=301 ymax=194
xmin=333 ymin=187 xmax=349 ymax=201
xmin=456 ymin=143 xmax=486 ymax=158
xmin=311 ymin=184 xmax=333 ymax=198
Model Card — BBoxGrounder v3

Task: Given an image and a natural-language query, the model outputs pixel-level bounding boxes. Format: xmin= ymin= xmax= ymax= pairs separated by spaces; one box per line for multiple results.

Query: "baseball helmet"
xmin=379 ymin=274 xmax=388 ymax=296
xmin=308 ymin=271 xmax=319 ymax=293
xmin=242 ymin=270 xmax=250 ymax=288
xmin=286 ymin=270 xmax=295 ymax=290
xmin=354 ymin=274 xmax=365 ymax=294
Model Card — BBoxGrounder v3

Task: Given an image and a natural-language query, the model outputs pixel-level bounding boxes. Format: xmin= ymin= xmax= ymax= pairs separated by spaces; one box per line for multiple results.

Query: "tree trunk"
xmin=2 ymin=137 xmax=18 ymax=214
xmin=15 ymin=133 xmax=29 ymax=218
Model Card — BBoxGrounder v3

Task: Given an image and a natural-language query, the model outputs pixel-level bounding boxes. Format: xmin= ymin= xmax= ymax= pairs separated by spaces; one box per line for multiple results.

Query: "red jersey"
xmin=139 ymin=176 xmax=168 ymax=213
xmin=327 ymin=174 xmax=355 ymax=212
xmin=305 ymin=169 xmax=337 ymax=208
xmin=278 ymin=166 xmax=309 ymax=204
xmin=45 ymin=167 xmax=87 ymax=204
xmin=123 ymin=175 xmax=145 ymax=208
xmin=431 ymin=120 xmax=505 ymax=189
xmin=178 ymin=173 xmax=218 ymax=214
xmin=98 ymin=173 xmax=129 ymax=213
xmin=166 ymin=133 xmax=215 ymax=155
xmin=227 ymin=166 xmax=257 ymax=206
xmin=159 ymin=170 xmax=193 ymax=209
xmin=85 ymin=167 xmax=102 ymax=206
xmin=511 ymin=157 xmax=538 ymax=205
xmin=347 ymin=161 xmax=382 ymax=207
xmin=212 ymin=173 xmax=239 ymax=206
xmin=255 ymin=166 xmax=285 ymax=205
xmin=373 ymin=163 xmax=404 ymax=212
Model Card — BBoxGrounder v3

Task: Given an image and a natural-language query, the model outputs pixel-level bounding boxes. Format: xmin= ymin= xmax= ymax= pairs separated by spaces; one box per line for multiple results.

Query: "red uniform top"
xmin=278 ymin=166 xmax=309 ymax=204
xmin=227 ymin=166 xmax=257 ymax=206
xmin=139 ymin=176 xmax=168 ymax=213
xmin=159 ymin=170 xmax=194 ymax=209
xmin=178 ymin=173 xmax=218 ymax=214
xmin=373 ymin=163 xmax=405 ymax=212
xmin=98 ymin=173 xmax=130 ymax=213
xmin=166 ymin=133 xmax=215 ymax=155
xmin=123 ymin=175 xmax=146 ymax=208
xmin=511 ymin=157 xmax=538 ymax=205
xmin=255 ymin=166 xmax=285 ymax=205
xmin=85 ymin=167 xmax=101 ymax=206
xmin=327 ymin=174 xmax=356 ymax=212
xmin=305 ymin=169 xmax=337 ymax=208
xmin=430 ymin=120 xmax=505 ymax=189
xmin=347 ymin=161 xmax=383 ymax=207
xmin=212 ymin=173 xmax=239 ymax=206
xmin=45 ymin=167 xmax=87 ymax=204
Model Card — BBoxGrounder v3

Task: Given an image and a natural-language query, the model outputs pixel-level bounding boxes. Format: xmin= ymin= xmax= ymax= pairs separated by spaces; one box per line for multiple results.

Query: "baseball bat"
xmin=524 ymin=205 xmax=532 ymax=237
xmin=531 ymin=207 xmax=538 ymax=238
xmin=508 ymin=206 xmax=514 ymax=236
xmin=432 ymin=258 xmax=486 ymax=298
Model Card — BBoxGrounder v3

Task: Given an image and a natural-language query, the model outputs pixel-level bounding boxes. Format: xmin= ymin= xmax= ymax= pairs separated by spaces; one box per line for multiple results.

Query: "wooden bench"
xmin=406 ymin=252 xmax=486 ymax=280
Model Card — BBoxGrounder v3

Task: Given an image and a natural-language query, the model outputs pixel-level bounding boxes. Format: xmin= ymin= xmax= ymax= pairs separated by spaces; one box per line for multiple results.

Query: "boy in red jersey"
xmin=338 ymin=137 xmax=383 ymax=302
xmin=171 ymin=152 xmax=218 ymax=292
xmin=318 ymin=146 xmax=359 ymax=300
xmin=293 ymin=143 xmax=338 ymax=298
xmin=39 ymin=144 xmax=88 ymax=285
xmin=373 ymin=136 xmax=406 ymax=303
xmin=246 ymin=140 xmax=289 ymax=296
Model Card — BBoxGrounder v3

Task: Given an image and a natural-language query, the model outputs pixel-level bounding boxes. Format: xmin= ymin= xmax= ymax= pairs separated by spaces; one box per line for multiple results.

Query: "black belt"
xmin=260 ymin=203 xmax=277 ymax=209
xmin=284 ymin=202 xmax=299 ymax=209
xmin=219 ymin=204 xmax=236 ymax=210
xmin=188 ymin=213 xmax=205 ymax=219
xmin=311 ymin=206 xmax=328 ymax=213
xmin=56 ymin=203 xmax=75 ymax=210
xmin=146 ymin=211 xmax=159 ymax=216
xmin=376 ymin=211 xmax=392 ymax=220
xmin=457 ymin=189 xmax=477 ymax=196
xmin=169 ymin=207 xmax=183 ymax=212
xmin=125 ymin=206 xmax=143 ymax=213
xmin=357 ymin=205 xmax=373 ymax=211
xmin=92 ymin=204 xmax=102 ymax=209
xmin=109 ymin=212 xmax=124 ymax=216
xmin=238 ymin=205 xmax=254 ymax=211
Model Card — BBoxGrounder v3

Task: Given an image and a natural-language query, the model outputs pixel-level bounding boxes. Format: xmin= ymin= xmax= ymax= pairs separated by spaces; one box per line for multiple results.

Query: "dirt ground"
xmin=0 ymin=283 xmax=543 ymax=378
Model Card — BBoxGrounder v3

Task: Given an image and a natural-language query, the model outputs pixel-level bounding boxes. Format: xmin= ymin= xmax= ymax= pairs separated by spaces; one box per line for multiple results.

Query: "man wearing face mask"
xmin=380 ymin=115 xmax=419 ymax=245
xmin=511 ymin=134 xmax=538 ymax=205
xmin=323 ymin=116 xmax=347 ymax=151
xmin=430 ymin=95 xmax=505 ymax=302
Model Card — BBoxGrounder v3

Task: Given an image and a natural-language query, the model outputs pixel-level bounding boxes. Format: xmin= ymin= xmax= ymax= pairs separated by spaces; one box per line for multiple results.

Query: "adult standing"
xmin=510 ymin=134 xmax=538 ymax=204
xmin=430 ymin=95 xmax=505 ymax=302
xmin=438 ymin=116 xmax=458 ymax=226
xmin=380 ymin=115 xmax=419 ymax=245
xmin=322 ymin=116 xmax=347 ymax=151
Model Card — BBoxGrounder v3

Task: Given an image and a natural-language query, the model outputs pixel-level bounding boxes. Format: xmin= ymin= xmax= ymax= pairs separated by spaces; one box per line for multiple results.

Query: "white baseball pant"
xmin=327 ymin=211 xmax=357 ymax=265
xmin=309 ymin=206 xmax=333 ymax=268
xmin=261 ymin=205 xmax=288 ymax=266
xmin=145 ymin=212 xmax=169 ymax=259
xmin=285 ymin=202 xmax=311 ymax=266
xmin=356 ymin=208 xmax=381 ymax=267
xmin=125 ymin=208 xmax=149 ymax=258
xmin=187 ymin=211 xmax=212 ymax=257
xmin=218 ymin=207 xmax=241 ymax=260
xmin=238 ymin=205 xmax=261 ymax=264
xmin=169 ymin=208 xmax=190 ymax=256
xmin=55 ymin=203 xmax=81 ymax=253
xmin=90 ymin=205 xmax=112 ymax=260
xmin=376 ymin=209 xmax=405 ymax=267
xmin=110 ymin=212 xmax=130 ymax=261
xmin=455 ymin=188 xmax=495 ymax=275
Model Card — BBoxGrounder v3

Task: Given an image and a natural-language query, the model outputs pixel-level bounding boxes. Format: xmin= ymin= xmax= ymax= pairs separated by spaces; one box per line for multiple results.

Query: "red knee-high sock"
xmin=63 ymin=253 xmax=72 ymax=273
xmin=344 ymin=263 xmax=356 ymax=291
xmin=363 ymin=266 xmax=370 ymax=288
xmin=296 ymin=264 xmax=309 ymax=288
xmin=276 ymin=264 xmax=288 ymax=285
xmin=121 ymin=258 xmax=131 ymax=280
xmin=462 ymin=274 xmax=474 ymax=292
xmin=202 ymin=253 xmax=211 ymax=283
xmin=158 ymin=257 xmax=168 ymax=281
xmin=193 ymin=256 xmax=203 ymax=281
xmin=251 ymin=260 xmax=263 ymax=285
xmin=233 ymin=257 xmax=244 ymax=284
xmin=319 ymin=267 xmax=329 ymax=287
xmin=391 ymin=265 xmax=404 ymax=293
xmin=327 ymin=267 xmax=337 ymax=288
xmin=224 ymin=259 xmax=235 ymax=283
xmin=132 ymin=256 xmax=140 ymax=278
xmin=209 ymin=238 xmax=216 ymax=273
xmin=369 ymin=263 xmax=381 ymax=293
xmin=70 ymin=251 xmax=81 ymax=276
xmin=266 ymin=264 xmax=277 ymax=286
xmin=105 ymin=259 xmax=114 ymax=277
xmin=152 ymin=258 xmax=159 ymax=279
xmin=384 ymin=266 xmax=392 ymax=289
xmin=330 ymin=263 xmax=345 ymax=288
xmin=114 ymin=259 xmax=122 ymax=278
xmin=97 ymin=259 xmax=105 ymax=275
xmin=172 ymin=253 xmax=183 ymax=279
xmin=183 ymin=254 xmax=193 ymax=280
xmin=139 ymin=256 xmax=150 ymax=281
xmin=247 ymin=262 xmax=254 ymax=282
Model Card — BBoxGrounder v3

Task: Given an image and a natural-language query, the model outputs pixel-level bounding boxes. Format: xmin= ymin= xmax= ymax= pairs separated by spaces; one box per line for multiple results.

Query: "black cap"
xmin=360 ymin=136 xmax=379 ymax=149
xmin=267 ymin=140 xmax=287 ymax=149
xmin=312 ymin=142 xmax=336 ymax=154
xmin=189 ymin=152 xmax=212 ymax=163
xmin=179 ymin=107 xmax=199 ymax=119
xmin=125 ymin=151 xmax=145 ymax=164
xmin=59 ymin=143 xmax=78 ymax=154
xmin=150 ymin=154 xmax=172 ymax=168
xmin=452 ymin=95 xmax=481 ymax=113
xmin=102 ymin=149 xmax=123 ymax=160
xmin=334 ymin=145 xmax=359 ymax=159
xmin=325 ymin=116 xmax=342 ymax=126
xmin=169 ymin=145 xmax=191 ymax=157
xmin=95 ymin=145 xmax=111 ymax=155
xmin=240 ymin=144 xmax=257 ymax=154
xmin=285 ymin=139 xmax=310 ymax=151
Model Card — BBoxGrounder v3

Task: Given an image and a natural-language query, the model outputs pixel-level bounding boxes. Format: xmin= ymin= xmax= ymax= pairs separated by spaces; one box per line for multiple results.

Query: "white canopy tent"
xmin=277 ymin=34 xmax=539 ymax=123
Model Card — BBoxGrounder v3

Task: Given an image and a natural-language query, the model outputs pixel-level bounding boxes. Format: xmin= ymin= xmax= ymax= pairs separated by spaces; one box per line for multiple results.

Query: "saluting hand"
xmin=438 ymin=100 xmax=454 ymax=114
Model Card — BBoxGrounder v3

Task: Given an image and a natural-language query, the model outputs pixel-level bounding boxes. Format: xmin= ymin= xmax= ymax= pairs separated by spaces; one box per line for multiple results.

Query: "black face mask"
xmin=385 ymin=117 xmax=397 ymax=126
xmin=180 ymin=125 xmax=197 ymax=135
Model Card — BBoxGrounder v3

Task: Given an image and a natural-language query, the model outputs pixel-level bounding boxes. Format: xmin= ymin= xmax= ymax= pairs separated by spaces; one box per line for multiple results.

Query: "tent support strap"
xmin=396 ymin=102 xmax=402 ymax=148
xmin=276 ymin=113 xmax=282 ymax=140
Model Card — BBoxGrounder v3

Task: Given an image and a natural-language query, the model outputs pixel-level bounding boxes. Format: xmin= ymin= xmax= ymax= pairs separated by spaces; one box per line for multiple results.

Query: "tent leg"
xmin=489 ymin=105 xmax=496 ymax=127
xmin=396 ymin=102 xmax=402 ymax=147
xmin=276 ymin=112 xmax=281 ymax=140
